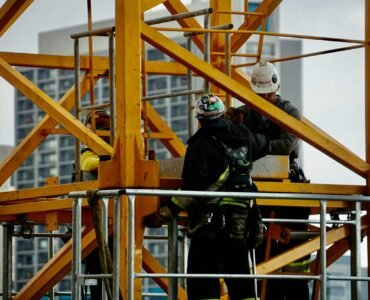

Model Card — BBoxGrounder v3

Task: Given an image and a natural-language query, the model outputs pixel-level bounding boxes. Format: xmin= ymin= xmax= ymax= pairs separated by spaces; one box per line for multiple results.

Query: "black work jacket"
xmin=181 ymin=118 xmax=270 ymax=193
xmin=243 ymin=95 xmax=300 ymax=162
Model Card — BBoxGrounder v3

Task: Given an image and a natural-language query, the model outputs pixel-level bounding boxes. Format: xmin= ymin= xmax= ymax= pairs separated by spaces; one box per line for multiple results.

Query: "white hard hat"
xmin=250 ymin=61 xmax=280 ymax=94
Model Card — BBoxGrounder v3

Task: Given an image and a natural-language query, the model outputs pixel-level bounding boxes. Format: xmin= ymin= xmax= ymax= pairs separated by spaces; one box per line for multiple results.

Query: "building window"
xmin=58 ymin=69 xmax=74 ymax=77
xmin=171 ymin=104 xmax=187 ymax=117
xmin=39 ymin=81 xmax=56 ymax=95
xmin=59 ymin=78 xmax=74 ymax=91
xmin=17 ymin=99 xmax=34 ymax=111
xmin=39 ymin=166 xmax=57 ymax=179
xmin=17 ymin=239 xmax=34 ymax=251
xmin=39 ymin=137 xmax=57 ymax=151
xmin=60 ymin=136 xmax=75 ymax=148
xmin=39 ymin=152 xmax=57 ymax=165
xmin=18 ymin=170 xmax=34 ymax=181
xmin=170 ymin=76 xmax=187 ymax=89
xmin=18 ymin=113 xmax=34 ymax=125
xmin=60 ymin=164 xmax=73 ymax=176
xmin=60 ymin=150 xmax=75 ymax=162
xmin=21 ymin=70 xmax=34 ymax=81
xmin=148 ymin=77 xmax=167 ymax=91
xmin=38 ymin=69 xmax=56 ymax=81
xmin=147 ymin=48 xmax=165 ymax=61
xmin=171 ymin=119 xmax=188 ymax=132
xmin=17 ymin=254 xmax=33 ymax=266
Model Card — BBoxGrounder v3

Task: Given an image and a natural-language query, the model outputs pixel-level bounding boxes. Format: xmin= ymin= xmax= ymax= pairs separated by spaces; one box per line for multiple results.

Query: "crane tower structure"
xmin=0 ymin=0 xmax=369 ymax=299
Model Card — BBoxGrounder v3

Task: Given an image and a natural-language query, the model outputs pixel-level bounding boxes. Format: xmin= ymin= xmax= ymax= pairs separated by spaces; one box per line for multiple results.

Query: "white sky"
xmin=0 ymin=0 xmax=367 ymax=265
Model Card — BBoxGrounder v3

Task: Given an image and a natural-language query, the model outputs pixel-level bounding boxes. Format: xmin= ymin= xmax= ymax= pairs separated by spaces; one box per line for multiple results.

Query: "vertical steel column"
xmin=48 ymin=231 xmax=55 ymax=300
xmin=365 ymin=0 xmax=370 ymax=297
xmin=320 ymin=200 xmax=327 ymax=300
xmin=225 ymin=32 xmax=232 ymax=108
xmin=74 ymin=38 xmax=81 ymax=182
xmin=178 ymin=228 xmax=186 ymax=288
xmin=72 ymin=197 xmax=83 ymax=300
xmin=2 ymin=224 xmax=13 ymax=300
xmin=113 ymin=196 xmax=121 ymax=300
xmin=187 ymin=37 xmax=194 ymax=137
xmin=127 ymin=195 xmax=135 ymax=300
xmin=102 ymin=198 xmax=109 ymax=300
xmin=351 ymin=201 xmax=361 ymax=300
xmin=204 ymin=13 xmax=210 ymax=94
xmin=108 ymin=32 xmax=116 ymax=144
xmin=168 ymin=217 xmax=179 ymax=300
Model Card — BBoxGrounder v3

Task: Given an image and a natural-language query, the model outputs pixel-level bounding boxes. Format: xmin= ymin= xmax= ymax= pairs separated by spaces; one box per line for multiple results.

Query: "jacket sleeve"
xmin=269 ymin=102 xmax=300 ymax=155
xmin=80 ymin=149 xmax=100 ymax=172
xmin=237 ymin=124 xmax=270 ymax=162
xmin=173 ymin=139 xmax=227 ymax=211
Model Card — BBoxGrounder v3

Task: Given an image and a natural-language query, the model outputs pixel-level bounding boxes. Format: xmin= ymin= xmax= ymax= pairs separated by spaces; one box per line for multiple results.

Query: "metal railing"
xmin=68 ymin=188 xmax=370 ymax=300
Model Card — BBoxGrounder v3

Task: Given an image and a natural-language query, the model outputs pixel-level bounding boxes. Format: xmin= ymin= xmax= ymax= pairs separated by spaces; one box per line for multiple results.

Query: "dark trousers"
xmin=187 ymin=210 xmax=256 ymax=300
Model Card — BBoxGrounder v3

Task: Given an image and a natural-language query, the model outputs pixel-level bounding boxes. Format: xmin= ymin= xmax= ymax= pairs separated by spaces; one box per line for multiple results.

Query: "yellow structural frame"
xmin=0 ymin=0 xmax=368 ymax=299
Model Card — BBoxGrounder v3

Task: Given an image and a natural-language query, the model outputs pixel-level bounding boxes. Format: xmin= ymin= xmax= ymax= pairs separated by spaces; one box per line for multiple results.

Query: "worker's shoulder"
xmin=276 ymin=96 xmax=300 ymax=118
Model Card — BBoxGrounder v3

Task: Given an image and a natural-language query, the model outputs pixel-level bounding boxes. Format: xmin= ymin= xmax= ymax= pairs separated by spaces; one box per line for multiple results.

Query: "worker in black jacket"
xmin=236 ymin=61 xmax=310 ymax=300
xmin=145 ymin=94 xmax=270 ymax=300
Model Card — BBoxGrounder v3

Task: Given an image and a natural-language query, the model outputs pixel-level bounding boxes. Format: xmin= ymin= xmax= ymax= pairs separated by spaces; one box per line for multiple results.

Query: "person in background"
xmin=145 ymin=94 xmax=271 ymax=300
xmin=81 ymin=109 xmax=114 ymax=300
xmin=234 ymin=61 xmax=310 ymax=300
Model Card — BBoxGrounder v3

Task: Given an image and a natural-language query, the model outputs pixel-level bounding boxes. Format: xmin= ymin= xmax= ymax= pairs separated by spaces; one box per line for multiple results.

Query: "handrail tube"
xmin=152 ymin=27 xmax=368 ymax=45
xmin=68 ymin=188 xmax=370 ymax=299
xmin=320 ymin=200 xmax=327 ymax=300
xmin=72 ymin=197 xmax=82 ymax=299
xmin=78 ymin=274 xmax=114 ymax=279
xmin=145 ymin=8 xmax=213 ymax=26
xmin=70 ymin=189 xmax=370 ymax=201
xmin=183 ymin=23 xmax=233 ymax=37
xmin=142 ymin=89 xmax=204 ymax=101
xmin=263 ymin=218 xmax=356 ymax=225
xmin=71 ymin=27 xmax=115 ymax=39
xmin=134 ymin=273 xmax=320 ymax=280
xmin=113 ymin=196 xmax=121 ymax=299
xmin=128 ymin=196 xmax=135 ymax=300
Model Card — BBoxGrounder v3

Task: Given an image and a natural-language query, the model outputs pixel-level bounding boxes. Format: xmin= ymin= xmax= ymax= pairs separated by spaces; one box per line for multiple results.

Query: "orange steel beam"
xmin=0 ymin=0 xmax=33 ymax=37
xmin=142 ymin=0 xmax=167 ymax=12
xmin=0 ymin=198 xmax=77 ymax=216
xmin=163 ymin=0 xmax=204 ymax=50
xmin=0 ymin=52 xmax=109 ymax=71
xmin=14 ymin=225 xmax=97 ymax=300
xmin=141 ymin=24 xmax=369 ymax=178
xmin=0 ymin=57 xmax=112 ymax=156
xmin=257 ymin=218 xmax=368 ymax=274
xmin=146 ymin=103 xmax=186 ymax=157
xmin=115 ymin=0 xmax=142 ymax=298
xmin=365 ymin=0 xmax=370 ymax=294
xmin=142 ymin=247 xmax=188 ymax=299
xmin=231 ymin=0 xmax=282 ymax=53
xmin=0 ymin=181 xmax=98 ymax=203
xmin=145 ymin=60 xmax=188 ymax=75
xmin=0 ymin=74 xmax=95 ymax=187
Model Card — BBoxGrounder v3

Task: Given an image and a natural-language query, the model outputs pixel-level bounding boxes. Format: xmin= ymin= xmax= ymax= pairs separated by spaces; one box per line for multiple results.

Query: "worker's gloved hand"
xmin=144 ymin=205 xmax=174 ymax=228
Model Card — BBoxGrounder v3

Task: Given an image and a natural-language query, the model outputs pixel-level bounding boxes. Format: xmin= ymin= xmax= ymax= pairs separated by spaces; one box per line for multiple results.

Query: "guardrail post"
xmin=320 ymin=200 xmax=327 ymax=300
xmin=72 ymin=197 xmax=82 ymax=300
xmin=127 ymin=195 xmax=135 ymax=300
xmin=2 ymin=224 xmax=13 ymax=300
xmin=351 ymin=201 xmax=361 ymax=300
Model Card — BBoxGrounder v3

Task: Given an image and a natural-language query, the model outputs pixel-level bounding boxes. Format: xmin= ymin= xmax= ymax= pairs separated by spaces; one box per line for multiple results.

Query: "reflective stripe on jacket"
xmin=282 ymin=257 xmax=311 ymax=273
